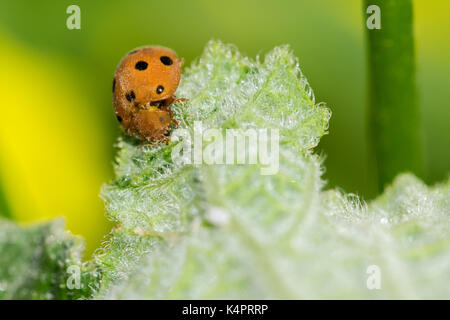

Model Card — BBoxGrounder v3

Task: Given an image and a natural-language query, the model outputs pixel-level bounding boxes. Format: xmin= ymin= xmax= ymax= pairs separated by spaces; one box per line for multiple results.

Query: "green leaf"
xmin=0 ymin=218 xmax=98 ymax=299
xmin=96 ymin=41 xmax=450 ymax=299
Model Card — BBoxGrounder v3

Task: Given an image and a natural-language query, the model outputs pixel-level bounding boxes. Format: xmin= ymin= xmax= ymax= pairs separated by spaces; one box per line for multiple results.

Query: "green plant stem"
xmin=364 ymin=0 xmax=422 ymax=191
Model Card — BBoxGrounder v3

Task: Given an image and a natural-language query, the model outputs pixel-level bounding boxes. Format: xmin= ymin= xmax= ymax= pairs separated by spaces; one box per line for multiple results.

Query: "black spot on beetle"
xmin=163 ymin=130 xmax=170 ymax=136
xmin=156 ymin=85 xmax=164 ymax=94
xmin=117 ymin=115 xmax=123 ymax=123
xmin=112 ymin=78 xmax=116 ymax=92
xmin=125 ymin=91 xmax=136 ymax=102
xmin=160 ymin=56 xmax=173 ymax=65
xmin=159 ymin=116 xmax=165 ymax=123
xmin=135 ymin=61 xmax=148 ymax=70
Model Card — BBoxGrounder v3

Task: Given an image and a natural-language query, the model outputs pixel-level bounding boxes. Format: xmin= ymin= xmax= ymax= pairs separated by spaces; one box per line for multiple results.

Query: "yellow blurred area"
xmin=0 ymin=30 xmax=112 ymax=256
xmin=414 ymin=0 xmax=450 ymax=63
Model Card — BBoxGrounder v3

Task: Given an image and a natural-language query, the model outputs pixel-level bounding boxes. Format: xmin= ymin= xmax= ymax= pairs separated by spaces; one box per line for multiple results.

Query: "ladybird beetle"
xmin=113 ymin=46 xmax=185 ymax=142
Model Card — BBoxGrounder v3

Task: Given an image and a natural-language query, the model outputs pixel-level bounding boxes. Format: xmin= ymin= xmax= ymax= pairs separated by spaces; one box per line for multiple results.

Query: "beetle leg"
xmin=173 ymin=97 xmax=188 ymax=104
xmin=137 ymin=143 xmax=152 ymax=151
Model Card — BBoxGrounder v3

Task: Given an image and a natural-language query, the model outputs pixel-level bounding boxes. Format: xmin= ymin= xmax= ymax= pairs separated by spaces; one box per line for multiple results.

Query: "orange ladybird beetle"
xmin=113 ymin=46 xmax=185 ymax=142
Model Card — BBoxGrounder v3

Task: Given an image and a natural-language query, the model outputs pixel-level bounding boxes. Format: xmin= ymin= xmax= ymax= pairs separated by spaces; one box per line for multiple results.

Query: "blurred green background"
xmin=0 ymin=0 xmax=449 ymax=255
